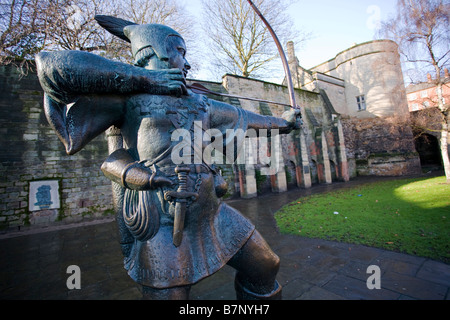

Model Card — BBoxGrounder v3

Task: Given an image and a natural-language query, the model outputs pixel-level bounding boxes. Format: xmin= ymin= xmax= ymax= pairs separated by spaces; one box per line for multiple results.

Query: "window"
xmin=356 ymin=95 xmax=366 ymax=111
xmin=420 ymin=90 xmax=428 ymax=98
xmin=411 ymin=103 xmax=419 ymax=111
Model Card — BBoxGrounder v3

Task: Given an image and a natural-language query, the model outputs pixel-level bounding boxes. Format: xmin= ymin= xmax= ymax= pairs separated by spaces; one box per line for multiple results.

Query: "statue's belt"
xmin=156 ymin=163 xmax=212 ymax=176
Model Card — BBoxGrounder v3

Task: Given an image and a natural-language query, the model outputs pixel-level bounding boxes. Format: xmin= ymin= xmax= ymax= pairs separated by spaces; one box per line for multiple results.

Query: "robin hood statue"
xmin=35 ymin=15 xmax=300 ymax=300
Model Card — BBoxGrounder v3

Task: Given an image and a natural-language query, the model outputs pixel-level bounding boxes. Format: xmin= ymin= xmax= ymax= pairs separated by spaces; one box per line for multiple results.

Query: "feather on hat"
xmin=94 ymin=15 xmax=183 ymax=60
xmin=94 ymin=15 xmax=137 ymax=42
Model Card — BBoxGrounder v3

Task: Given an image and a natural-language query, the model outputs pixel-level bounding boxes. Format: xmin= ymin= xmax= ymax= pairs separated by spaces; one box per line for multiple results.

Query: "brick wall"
xmin=0 ymin=64 xmax=114 ymax=230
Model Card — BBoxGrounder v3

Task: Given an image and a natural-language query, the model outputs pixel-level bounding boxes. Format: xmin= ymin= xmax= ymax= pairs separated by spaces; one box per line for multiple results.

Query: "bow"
xmin=246 ymin=0 xmax=299 ymax=110
xmin=190 ymin=1 xmax=301 ymax=112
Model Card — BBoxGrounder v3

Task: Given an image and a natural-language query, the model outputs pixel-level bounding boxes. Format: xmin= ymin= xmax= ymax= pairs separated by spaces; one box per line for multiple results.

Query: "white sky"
xmin=181 ymin=0 xmax=398 ymax=83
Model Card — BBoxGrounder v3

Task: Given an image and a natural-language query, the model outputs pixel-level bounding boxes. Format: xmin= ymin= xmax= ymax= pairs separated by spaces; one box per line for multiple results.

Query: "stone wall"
xmin=0 ymin=64 xmax=114 ymax=230
xmin=286 ymin=40 xmax=421 ymax=177
xmin=290 ymin=40 xmax=409 ymax=120
xmin=341 ymin=116 xmax=421 ymax=176
xmin=0 ymin=61 xmax=421 ymax=231
xmin=309 ymin=40 xmax=409 ymax=119
xmin=193 ymin=74 xmax=350 ymax=198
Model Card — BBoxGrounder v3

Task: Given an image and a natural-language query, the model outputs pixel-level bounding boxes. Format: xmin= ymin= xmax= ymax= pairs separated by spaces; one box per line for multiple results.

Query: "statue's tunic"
xmin=119 ymin=93 xmax=255 ymax=288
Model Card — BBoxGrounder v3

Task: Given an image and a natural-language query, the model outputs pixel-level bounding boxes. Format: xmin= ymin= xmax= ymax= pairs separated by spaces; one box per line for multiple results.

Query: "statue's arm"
xmin=209 ymin=98 xmax=299 ymax=134
xmin=101 ymin=149 xmax=173 ymax=190
xmin=35 ymin=50 xmax=186 ymax=104
xmin=35 ymin=50 xmax=185 ymax=155
xmin=207 ymin=98 xmax=299 ymax=164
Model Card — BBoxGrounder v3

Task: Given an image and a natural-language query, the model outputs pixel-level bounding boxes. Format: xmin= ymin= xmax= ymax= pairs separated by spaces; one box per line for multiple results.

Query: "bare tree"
xmin=1 ymin=0 xmax=199 ymax=69
xmin=380 ymin=0 xmax=450 ymax=182
xmin=113 ymin=0 xmax=200 ymax=70
xmin=201 ymin=0 xmax=305 ymax=80
xmin=48 ymin=1 xmax=110 ymax=51
xmin=41 ymin=0 xmax=134 ymax=63
xmin=0 ymin=0 xmax=58 ymax=69
xmin=0 ymin=0 xmax=116 ymax=65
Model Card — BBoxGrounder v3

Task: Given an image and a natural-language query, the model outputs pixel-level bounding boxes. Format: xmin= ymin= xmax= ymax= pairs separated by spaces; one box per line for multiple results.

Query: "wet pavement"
xmin=0 ymin=176 xmax=449 ymax=300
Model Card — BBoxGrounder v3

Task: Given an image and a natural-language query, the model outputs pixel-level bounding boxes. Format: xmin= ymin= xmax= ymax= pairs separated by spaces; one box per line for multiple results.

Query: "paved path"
xmin=1 ymin=176 xmax=449 ymax=300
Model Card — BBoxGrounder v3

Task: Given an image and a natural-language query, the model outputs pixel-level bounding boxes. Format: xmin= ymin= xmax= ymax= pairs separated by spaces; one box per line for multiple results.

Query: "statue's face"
xmin=144 ymin=35 xmax=191 ymax=79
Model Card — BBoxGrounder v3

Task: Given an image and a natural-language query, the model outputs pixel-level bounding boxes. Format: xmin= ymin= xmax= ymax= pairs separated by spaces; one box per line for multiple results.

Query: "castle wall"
xmin=341 ymin=116 xmax=421 ymax=176
xmin=310 ymin=40 xmax=409 ymax=119
xmin=0 ymin=65 xmax=114 ymax=230
xmin=311 ymin=73 xmax=347 ymax=115
xmin=288 ymin=40 xmax=420 ymax=177
xmin=0 ymin=45 xmax=422 ymax=230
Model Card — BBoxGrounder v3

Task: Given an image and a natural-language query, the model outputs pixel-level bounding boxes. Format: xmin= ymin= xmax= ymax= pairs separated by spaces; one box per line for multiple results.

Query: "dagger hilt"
xmin=164 ymin=166 xmax=199 ymax=202
xmin=175 ymin=166 xmax=189 ymax=192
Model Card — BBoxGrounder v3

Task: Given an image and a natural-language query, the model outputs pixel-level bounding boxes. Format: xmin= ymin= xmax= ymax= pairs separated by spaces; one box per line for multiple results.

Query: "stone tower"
xmin=288 ymin=40 xmax=409 ymax=119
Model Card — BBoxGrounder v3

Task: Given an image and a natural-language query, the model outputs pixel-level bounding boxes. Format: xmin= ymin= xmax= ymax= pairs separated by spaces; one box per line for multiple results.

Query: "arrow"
xmin=187 ymin=83 xmax=293 ymax=108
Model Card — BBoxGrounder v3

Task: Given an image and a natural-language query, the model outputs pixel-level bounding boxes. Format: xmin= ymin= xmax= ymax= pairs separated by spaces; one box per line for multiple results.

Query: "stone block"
xmin=29 ymin=209 xmax=59 ymax=225
xmin=23 ymin=134 xmax=38 ymax=141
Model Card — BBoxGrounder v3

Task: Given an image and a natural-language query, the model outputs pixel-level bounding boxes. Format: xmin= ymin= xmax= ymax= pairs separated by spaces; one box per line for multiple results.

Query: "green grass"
xmin=275 ymin=176 xmax=450 ymax=263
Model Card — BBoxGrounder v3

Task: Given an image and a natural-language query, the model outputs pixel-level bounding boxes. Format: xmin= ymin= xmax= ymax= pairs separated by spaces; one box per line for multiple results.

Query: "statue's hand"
xmin=282 ymin=108 xmax=302 ymax=131
xmin=149 ymin=174 xmax=173 ymax=189
xmin=145 ymin=68 xmax=187 ymax=97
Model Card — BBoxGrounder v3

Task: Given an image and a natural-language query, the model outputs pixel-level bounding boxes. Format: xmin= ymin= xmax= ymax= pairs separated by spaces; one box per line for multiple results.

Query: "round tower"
xmin=333 ymin=40 xmax=408 ymax=118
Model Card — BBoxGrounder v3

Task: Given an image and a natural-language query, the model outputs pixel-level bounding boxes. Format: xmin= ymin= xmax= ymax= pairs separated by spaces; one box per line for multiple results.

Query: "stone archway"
xmin=329 ymin=160 xmax=337 ymax=181
xmin=310 ymin=160 xmax=318 ymax=184
xmin=414 ymin=133 xmax=442 ymax=169
xmin=285 ymin=160 xmax=298 ymax=189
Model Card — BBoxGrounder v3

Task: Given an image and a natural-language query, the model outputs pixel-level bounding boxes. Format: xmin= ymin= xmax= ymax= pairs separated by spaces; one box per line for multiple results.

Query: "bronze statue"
xmin=35 ymin=15 xmax=300 ymax=300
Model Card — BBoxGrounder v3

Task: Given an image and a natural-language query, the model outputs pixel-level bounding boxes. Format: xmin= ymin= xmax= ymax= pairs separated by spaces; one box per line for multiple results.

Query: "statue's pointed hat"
xmin=94 ymin=15 xmax=183 ymax=60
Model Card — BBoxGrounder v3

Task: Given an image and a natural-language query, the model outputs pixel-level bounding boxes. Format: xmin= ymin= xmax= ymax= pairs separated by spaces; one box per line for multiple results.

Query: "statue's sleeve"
xmin=36 ymin=51 xmax=131 ymax=154
xmin=35 ymin=51 xmax=161 ymax=104
xmin=43 ymin=93 xmax=125 ymax=155
xmin=208 ymin=98 xmax=291 ymax=163
xmin=35 ymin=50 xmax=184 ymax=104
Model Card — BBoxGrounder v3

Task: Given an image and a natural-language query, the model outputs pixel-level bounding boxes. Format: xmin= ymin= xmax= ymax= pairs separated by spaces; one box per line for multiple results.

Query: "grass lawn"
xmin=275 ymin=176 xmax=450 ymax=263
